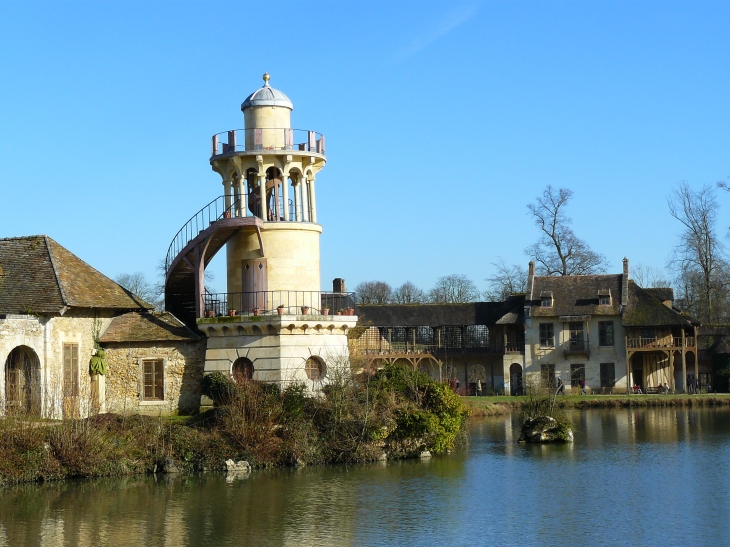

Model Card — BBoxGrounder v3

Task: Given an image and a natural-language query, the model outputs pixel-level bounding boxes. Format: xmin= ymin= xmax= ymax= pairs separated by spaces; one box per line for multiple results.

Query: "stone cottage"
xmin=0 ymin=235 xmax=204 ymax=418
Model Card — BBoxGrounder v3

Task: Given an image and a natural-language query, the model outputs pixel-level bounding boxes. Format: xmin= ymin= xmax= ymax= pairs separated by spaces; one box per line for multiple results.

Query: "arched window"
xmin=232 ymin=357 xmax=254 ymax=383
xmin=305 ymin=356 xmax=326 ymax=381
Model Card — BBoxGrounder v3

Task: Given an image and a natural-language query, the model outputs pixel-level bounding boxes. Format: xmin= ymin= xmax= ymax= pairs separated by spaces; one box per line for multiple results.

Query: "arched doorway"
xmin=231 ymin=357 xmax=254 ymax=383
xmin=4 ymin=346 xmax=41 ymax=416
xmin=509 ymin=363 xmax=523 ymax=396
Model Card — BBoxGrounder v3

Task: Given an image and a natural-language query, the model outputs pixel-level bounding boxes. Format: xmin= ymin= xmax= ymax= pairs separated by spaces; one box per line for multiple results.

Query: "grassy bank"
xmin=465 ymin=393 xmax=730 ymax=417
xmin=0 ymin=364 xmax=469 ymax=487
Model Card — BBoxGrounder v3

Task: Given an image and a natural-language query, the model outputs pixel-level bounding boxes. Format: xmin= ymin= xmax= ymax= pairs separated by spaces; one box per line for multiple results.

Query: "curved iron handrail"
xmin=164 ymin=195 xmax=235 ymax=274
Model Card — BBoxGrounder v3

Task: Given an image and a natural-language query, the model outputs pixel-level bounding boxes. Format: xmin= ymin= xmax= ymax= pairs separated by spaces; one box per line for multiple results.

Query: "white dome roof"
xmin=241 ymin=73 xmax=293 ymax=111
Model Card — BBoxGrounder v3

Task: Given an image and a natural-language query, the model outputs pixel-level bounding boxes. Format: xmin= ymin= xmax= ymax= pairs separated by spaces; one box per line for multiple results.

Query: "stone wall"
xmin=0 ymin=311 xmax=115 ymax=418
xmin=103 ymin=339 xmax=206 ymax=415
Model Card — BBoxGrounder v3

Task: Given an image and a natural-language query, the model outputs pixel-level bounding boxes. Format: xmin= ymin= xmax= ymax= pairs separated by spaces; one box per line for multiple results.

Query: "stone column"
xmin=259 ymin=175 xmax=267 ymax=221
xmin=237 ymin=178 xmax=245 ymax=217
xmin=282 ymin=173 xmax=290 ymax=221
xmin=223 ymin=179 xmax=232 ymax=211
xmin=293 ymin=179 xmax=301 ymax=221
xmin=302 ymin=174 xmax=310 ymax=221
xmin=309 ymin=176 xmax=317 ymax=223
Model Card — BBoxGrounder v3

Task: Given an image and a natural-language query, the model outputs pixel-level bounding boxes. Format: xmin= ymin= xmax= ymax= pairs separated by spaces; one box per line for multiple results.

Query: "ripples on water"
xmin=1 ymin=408 xmax=730 ymax=547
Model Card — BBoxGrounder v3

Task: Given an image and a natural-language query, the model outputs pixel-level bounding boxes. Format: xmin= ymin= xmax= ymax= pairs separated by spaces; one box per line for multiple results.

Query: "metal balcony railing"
xmin=203 ymin=291 xmax=356 ymax=317
xmin=211 ymin=128 xmax=325 ymax=157
xmin=564 ymin=340 xmax=587 ymax=352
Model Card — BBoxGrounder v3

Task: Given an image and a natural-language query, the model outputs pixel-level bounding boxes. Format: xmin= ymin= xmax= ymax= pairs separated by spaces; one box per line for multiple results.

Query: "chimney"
xmin=525 ymin=261 xmax=536 ymax=326
xmin=621 ymin=258 xmax=629 ymax=307
xmin=333 ymin=278 xmax=346 ymax=293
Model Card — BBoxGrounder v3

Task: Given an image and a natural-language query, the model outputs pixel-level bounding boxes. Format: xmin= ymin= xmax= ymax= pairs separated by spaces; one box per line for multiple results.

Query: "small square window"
xmin=598 ymin=290 xmax=611 ymax=306
xmin=540 ymin=292 xmax=553 ymax=307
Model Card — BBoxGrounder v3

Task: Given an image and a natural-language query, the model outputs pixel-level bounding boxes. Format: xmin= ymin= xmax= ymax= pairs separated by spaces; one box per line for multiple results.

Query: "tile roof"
xmin=529 ymin=274 xmax=623 ymax=318
xmin=0 ymin=235 xmax=151 ymax=314
xmin=100 ymin=311 xmax=200 ymax=343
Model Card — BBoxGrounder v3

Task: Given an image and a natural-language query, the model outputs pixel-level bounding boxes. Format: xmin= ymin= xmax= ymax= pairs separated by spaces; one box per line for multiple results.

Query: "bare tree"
xmin=355 ymin=281 xmax=393 ymax=304
xmin=428 ymin=274 xmax=480 ymax=303
xmin=668 ymin=182 xmax=730 ymax=323
xmin=525 ymin=185 xmax=607 ymax=276
xmin=484 ymin=258 xmax=527 ymax=301
xmin=116 ymin=272 xmax=163 ymax=310
xmin=392 ymin=281 xmax=426 ymax=304
xmin=632 ymin=263 xmax=671 ymax=288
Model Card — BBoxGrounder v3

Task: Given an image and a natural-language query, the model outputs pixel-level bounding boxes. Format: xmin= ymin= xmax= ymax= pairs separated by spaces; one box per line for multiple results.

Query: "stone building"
xmin=0 ymin=236 xmax=204 ymax=417
xmin=523 ymin=259 xmax=700 ymax=393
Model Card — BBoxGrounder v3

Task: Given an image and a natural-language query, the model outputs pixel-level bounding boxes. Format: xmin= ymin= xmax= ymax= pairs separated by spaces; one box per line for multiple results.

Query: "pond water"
xmin=2 ymin=408 xmax=730 ymax=547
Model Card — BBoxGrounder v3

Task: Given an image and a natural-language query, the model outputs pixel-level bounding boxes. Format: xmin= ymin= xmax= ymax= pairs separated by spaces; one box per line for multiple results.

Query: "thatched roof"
xmin=622 ymin=281 xmax=698 ymax=327
xmin=0 ymin=236 xmax=151 ymax=314
xmin=530 ymin=274 xmax=623 ymax=318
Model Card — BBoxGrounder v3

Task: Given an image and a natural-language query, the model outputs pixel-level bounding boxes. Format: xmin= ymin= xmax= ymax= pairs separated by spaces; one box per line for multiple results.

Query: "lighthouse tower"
xmin=195 ymin=74 xmax=355 ymax=389
xmin=213 ymin=73 xmax=324 ymax=300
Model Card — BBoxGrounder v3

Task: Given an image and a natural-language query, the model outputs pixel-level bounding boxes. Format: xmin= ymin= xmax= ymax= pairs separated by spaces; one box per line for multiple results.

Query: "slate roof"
xmin=0 ymin=236 xmax=152 ymax=314
xmin=622 ymin=281 xmax=698 ymax=327
xmin=529 ymin=274 xmax=623 ymax=318
xmin=100 ymin=311 xmax=200 ymax=343
xmin=356 ymin=296 xmax=525 ymax=327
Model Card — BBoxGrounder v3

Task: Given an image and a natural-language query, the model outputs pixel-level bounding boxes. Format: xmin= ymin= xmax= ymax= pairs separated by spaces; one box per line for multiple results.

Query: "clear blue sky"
xmin=1 ymin=1 xmax=729 ymax=295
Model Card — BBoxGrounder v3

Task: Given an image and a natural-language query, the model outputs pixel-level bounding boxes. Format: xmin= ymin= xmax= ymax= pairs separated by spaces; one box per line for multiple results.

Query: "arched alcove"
xmin=4 ymin=346 xmax=41 ymax=416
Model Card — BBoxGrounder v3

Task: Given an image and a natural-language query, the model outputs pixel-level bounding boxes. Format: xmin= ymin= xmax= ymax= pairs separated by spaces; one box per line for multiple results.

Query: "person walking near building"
xmin=557 ymin=377 xmax=565 ymax=395
xmin=580 ymin=379 xmax=587 ymax=395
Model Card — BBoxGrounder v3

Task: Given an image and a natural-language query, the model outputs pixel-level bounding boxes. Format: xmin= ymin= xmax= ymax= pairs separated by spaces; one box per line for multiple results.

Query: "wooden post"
xmin=625 ymin=333 xmax=631 ymax=394
xmin=669 ymin=349 xmax=675 ymax=392
xmin=681 ymin=329 xmax=687 ymax=393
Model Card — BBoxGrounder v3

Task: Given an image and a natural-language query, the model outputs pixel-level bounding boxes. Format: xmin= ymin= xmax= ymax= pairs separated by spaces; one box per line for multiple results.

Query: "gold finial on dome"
xmin=263 ymin=72 xmax=270 ymax=84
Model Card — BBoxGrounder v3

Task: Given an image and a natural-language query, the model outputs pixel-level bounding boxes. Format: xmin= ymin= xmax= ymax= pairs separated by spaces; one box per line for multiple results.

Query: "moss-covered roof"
xmin=530 ymin=274 xmax=623 ymax=318
xmin=622 ymin=281 xmax=697 ymax=327
xmin=100 ymin=311 xmax=200 ymax=343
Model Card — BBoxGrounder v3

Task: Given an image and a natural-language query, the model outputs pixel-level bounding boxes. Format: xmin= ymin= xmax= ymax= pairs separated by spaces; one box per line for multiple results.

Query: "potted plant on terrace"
xmin=228 ymin=308 xmax=237 ymax=317
xmin=205 ymin=309 xmax=214 ymax=318
xmin=300 ymin=305 xmax=310 ymax=315
xmin=252 ymin=307 xmax=260 ymax=316
xmin=277 ymin=305 xmax=285 ymax=315
xmin=321 ymin=306 xmax=330 ymax=315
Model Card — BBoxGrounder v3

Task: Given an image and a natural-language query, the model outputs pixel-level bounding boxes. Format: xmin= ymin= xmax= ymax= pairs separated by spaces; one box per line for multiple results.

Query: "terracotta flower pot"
xmin=301 ymin=306 xmax=310 ymax=315
xmin=228 ymin=310 xmax=236 ymax=317
xmin=223 ymin=211 xmax=231 ymax=219
xmin=277 ymin=307 xmax=284 ymax=315
xmin=253 ymin=308 xmax=260 ymax=316
xmin=322 ymin=308 xmax=330 ymax=315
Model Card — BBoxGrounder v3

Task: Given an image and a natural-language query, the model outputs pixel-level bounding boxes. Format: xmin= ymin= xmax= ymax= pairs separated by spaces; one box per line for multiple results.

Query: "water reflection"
xmin=2 ymin=408 xmax=730 ymax=546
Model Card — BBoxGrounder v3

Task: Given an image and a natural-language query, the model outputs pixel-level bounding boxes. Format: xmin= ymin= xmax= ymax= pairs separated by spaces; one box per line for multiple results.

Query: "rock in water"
xmin=518 ymin=416 xmax=573 ymax=443
xmin=225 ymin=459 xmax=251 ymax=472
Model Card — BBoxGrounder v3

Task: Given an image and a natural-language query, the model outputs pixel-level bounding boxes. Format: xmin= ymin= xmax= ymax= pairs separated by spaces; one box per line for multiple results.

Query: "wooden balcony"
xmin=626 ymin=337 xmax=696 ymax=350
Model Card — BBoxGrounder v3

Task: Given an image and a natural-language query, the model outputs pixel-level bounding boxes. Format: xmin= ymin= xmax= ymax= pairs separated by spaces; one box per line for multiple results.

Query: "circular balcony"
xmin=211 ymin=128 xmax=325 ymax=159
